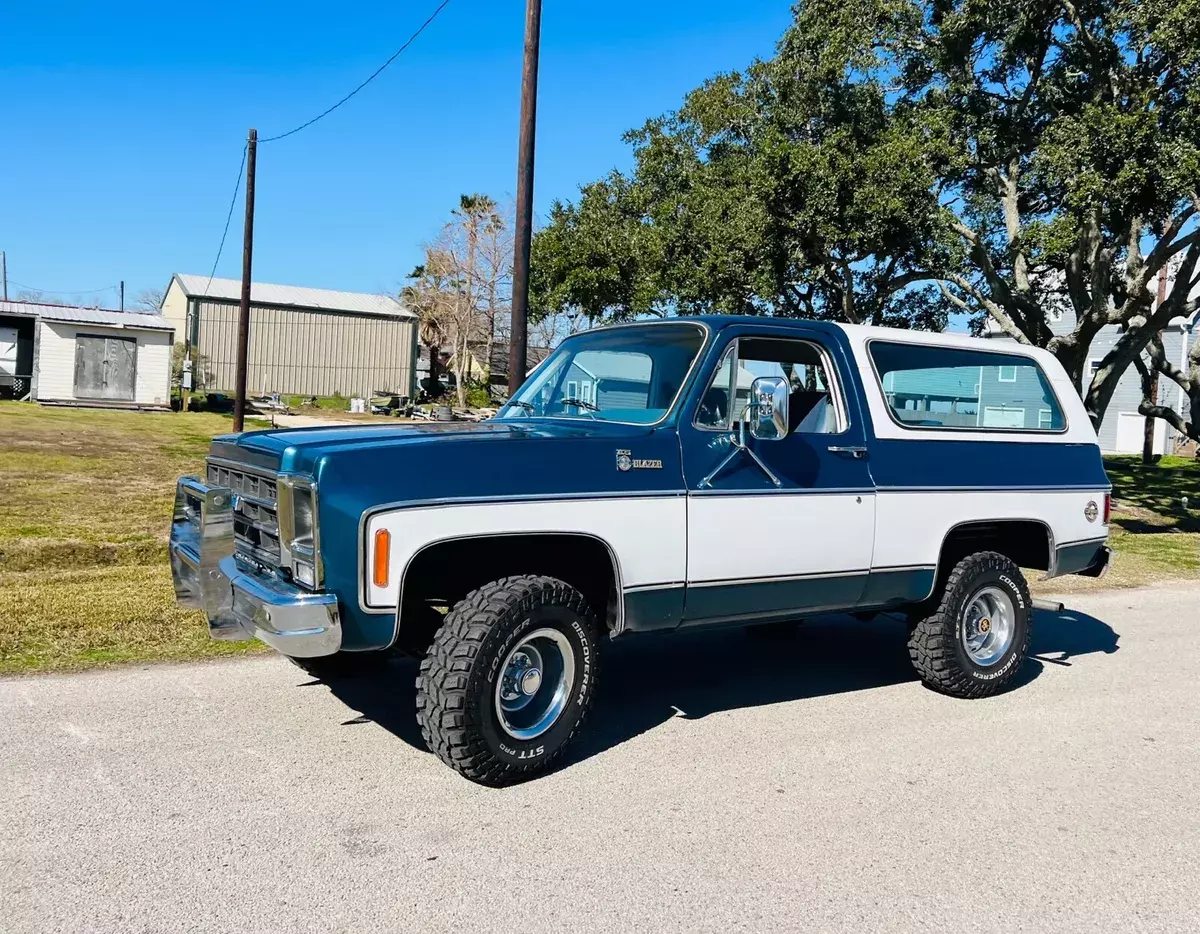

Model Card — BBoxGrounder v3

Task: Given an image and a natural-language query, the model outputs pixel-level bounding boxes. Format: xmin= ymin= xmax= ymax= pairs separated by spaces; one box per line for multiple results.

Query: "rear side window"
xmin=869 ymin=341 xmax=1066 ymax=432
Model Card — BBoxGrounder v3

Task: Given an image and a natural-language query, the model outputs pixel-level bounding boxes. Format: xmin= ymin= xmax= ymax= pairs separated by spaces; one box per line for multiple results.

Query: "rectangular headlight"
xmin=278 ymin=477 xmax=322 ymax=589
xmin=291 ymin=486 xmax=316 ymax=546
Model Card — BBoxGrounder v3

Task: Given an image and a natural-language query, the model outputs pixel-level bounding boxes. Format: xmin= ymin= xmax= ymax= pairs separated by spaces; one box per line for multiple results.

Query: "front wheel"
xmin=907 ymin=552 xmax=1032 ymax=698
xmin=416 ymin=575 xmax=600 ymax=786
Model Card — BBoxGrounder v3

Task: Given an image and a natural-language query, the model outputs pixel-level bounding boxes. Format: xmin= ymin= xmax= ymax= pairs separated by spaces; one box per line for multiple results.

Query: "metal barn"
xmin=161 ymin=275 xmax=419 ymax=399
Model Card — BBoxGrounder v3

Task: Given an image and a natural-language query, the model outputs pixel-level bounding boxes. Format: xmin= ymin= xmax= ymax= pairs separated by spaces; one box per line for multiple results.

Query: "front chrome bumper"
xmin=169 ymin=476 xmax=341 ymax=658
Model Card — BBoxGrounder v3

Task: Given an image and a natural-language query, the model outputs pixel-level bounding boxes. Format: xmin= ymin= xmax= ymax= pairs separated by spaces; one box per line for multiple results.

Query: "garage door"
xmin=982 ymin=405 xmax=1026 ymax=428
xmin=74 ymin=335 xmax=137 ymax=401
xmin=1115 ymin=411 xmax=1167 ymax=455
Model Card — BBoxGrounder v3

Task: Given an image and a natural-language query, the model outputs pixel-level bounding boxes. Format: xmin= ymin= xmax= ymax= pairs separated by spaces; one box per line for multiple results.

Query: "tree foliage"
xmin=531 ymin=0 xmax=1200 ymax=425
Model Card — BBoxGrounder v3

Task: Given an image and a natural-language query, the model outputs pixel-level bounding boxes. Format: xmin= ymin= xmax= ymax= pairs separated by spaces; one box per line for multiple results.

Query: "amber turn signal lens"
xmin=373 ymin=529 xmax=391 ymax=588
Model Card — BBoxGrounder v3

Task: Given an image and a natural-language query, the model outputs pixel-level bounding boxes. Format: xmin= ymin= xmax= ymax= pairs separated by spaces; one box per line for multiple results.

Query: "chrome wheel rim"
xmin=961 ymin=586 xmax=1016 ymax=667
xmin=495 ymin=627 xmax=576 ymax=741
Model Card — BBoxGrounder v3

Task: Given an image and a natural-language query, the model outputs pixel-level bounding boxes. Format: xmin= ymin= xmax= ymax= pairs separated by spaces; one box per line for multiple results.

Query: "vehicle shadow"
xmin=317 ymin=605 xmax=1120 ymax=766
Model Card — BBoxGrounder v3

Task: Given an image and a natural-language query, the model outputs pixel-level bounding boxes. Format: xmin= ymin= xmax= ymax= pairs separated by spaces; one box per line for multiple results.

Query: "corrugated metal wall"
xmin=193 ymin=300 xmax=417 ymax=397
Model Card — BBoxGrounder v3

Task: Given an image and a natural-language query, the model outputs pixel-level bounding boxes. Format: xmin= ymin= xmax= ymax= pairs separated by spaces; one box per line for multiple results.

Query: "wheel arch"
xmin=391 ymin=530 xmax=625 ymax=650
xmin=921 ymin=518 xmax=1054 ymax=603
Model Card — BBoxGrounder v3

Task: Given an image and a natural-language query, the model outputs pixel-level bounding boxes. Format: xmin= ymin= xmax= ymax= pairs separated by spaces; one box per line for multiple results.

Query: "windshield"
xmin=498 ymin=323 xmax=707 ymax=424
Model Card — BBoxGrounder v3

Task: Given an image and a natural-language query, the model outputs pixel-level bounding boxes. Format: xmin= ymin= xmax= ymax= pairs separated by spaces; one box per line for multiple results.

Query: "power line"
xmin=259 ymin=0 xmax=453 ymax=143
xmin=203 ymin=144 xmax=248 ymax=297
xmin=7 ymin=280 xmax=118 ymax=295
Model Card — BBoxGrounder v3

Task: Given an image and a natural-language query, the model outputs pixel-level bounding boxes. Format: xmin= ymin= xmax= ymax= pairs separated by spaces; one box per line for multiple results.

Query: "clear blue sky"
xmin=1 ymin=0 xmax=795 ymax=308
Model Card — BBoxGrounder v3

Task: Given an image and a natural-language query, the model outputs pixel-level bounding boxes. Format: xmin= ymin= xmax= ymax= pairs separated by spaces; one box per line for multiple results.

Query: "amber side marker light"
xmin=373 ymin=529 xmax=391 ymax=588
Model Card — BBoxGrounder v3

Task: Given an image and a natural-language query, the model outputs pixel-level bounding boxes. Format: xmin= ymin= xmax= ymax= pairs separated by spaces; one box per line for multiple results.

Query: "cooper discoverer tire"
xmin=416 ymin=575 xmax=600 ymax=786
xmin=907 ymin=551 xmax=1032 ymax=698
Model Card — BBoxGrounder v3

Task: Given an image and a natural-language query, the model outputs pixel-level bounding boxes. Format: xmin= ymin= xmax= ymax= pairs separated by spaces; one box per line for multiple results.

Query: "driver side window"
xmin=695 ymin=337 xmax=843 ymax=435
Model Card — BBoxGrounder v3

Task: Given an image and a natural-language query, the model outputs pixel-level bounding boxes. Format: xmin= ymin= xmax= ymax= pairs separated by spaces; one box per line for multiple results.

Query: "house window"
xmin=1038 ymin=408 xmax=1053 ymax=429
xmin=566 ymin=380 xmax=579 ymax=400
xmin=1088 ymin=360 xmax=1101 ymax=381
xmin=997 ymin=365 xmax=1017 ymax=382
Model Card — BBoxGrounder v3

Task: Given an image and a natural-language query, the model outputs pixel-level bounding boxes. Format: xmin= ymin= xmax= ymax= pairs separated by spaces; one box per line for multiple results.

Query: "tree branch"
xmin=941 ymin=273 xmax=1031 ymax=344
xmin=1137 ymin=397 xmax=1198 ymax=442
xmin=1060 ymin=0 xmax=1101 ymax=64
xmin=1144 ymin=332 xmax=1192 ymax=391
xmin=835 ymin=257 xmax=860 ymax=324
xmin=935 ymin=280 xmax=971 ymax=313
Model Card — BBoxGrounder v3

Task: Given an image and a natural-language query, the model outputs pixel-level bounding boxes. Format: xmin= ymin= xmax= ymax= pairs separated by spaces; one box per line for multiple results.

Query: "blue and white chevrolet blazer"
xmin=170 ymin=317 xmax=1112 ymax=785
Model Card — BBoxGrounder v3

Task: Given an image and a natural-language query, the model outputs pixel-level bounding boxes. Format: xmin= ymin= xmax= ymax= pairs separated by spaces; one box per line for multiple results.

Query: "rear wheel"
xmin=416 ymin=575 xmax=600 ymax=786
xmin=907 ymin=551 xmax=1032 ymax=698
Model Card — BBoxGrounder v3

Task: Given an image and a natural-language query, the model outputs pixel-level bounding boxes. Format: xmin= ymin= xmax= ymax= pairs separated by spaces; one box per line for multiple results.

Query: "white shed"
xmin=0 ymin=300 xmax=174 ymax=408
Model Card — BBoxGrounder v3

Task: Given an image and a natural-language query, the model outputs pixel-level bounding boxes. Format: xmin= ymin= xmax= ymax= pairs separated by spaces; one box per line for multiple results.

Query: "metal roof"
xmin=0 ymin=300 xmax=174 ymax=332
xmin=171 ymin=274 xmax=414 ymax=319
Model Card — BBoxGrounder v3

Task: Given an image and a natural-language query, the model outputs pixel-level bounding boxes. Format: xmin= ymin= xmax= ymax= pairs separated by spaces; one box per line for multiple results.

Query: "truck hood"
xmin=212 ymin=418 xmax=651 ymax=469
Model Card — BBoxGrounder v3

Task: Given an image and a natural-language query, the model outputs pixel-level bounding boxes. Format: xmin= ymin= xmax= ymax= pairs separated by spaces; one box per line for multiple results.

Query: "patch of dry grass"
xmin=0 ymin=403 xmax=267 ymax=673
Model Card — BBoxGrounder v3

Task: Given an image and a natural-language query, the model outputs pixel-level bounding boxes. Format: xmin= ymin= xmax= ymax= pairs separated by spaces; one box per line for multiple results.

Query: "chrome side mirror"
xmin=699 ymin=375 xmax=788 ymax=489
xmin=746 ymin=376 xmax=788 ymax=441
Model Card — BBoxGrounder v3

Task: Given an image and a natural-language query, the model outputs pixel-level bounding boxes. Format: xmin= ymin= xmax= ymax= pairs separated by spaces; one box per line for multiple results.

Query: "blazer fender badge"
xmin=616 ymin=449 xmax=662 ymax=471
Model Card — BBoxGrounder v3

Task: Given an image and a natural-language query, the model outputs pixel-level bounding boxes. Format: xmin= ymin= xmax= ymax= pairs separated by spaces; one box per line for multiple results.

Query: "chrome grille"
xmin=207 ymin=460 xmax=281 ymax=569
xmin=207 ymin=463 xmax=278 ymax=504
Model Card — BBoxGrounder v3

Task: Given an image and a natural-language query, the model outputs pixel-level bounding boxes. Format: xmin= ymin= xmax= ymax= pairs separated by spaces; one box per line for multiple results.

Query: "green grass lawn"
xmin=0 ymin=403 xmax=266 ymax=674
xmin=1039 ymin=455 xmax=1200 ymax=595
xmin=2 ymin=400 xmax=1200 ymax=673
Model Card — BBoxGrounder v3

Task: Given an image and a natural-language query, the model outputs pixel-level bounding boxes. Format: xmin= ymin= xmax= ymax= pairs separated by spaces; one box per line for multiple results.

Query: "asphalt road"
xmin=3 ymin=584 xmax=1199 ymax=934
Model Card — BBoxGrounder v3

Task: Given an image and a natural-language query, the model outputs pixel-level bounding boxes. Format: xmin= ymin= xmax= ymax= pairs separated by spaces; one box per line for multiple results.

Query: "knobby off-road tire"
xmin=908 ymin=551 xmax=1032 ymax=698
xmin=416 ymin=575 xmax=600 ymax=786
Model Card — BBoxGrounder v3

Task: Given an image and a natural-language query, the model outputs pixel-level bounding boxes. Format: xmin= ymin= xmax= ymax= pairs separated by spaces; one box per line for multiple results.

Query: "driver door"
xmin=679 ymin=327 xmax=876 ymax=625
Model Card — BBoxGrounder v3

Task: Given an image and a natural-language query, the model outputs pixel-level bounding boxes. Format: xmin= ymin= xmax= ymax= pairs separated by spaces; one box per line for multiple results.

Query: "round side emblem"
xmin=1084 ymin=501 xmax=1099 ymax=522
xmin=616 ymin=452 xmax=633 ymax=472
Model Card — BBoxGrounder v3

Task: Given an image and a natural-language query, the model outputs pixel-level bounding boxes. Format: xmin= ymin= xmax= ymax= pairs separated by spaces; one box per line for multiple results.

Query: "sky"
xmin=1 ymin=0 xmax=796 ymax=310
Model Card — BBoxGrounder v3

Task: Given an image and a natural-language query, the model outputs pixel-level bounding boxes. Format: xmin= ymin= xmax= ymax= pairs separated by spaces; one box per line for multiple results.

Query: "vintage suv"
xmin=170 ymin=317 xmax=1112 ymax=785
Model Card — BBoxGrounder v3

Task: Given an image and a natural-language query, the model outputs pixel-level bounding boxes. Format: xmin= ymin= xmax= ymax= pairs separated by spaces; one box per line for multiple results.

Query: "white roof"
xmin=171 ymin=274 xmax=414 ymax=319
xmin=0 ymin=300 xmax=174 ymax=332
xmin=836 ymin=321 xmax=1054 ymax=355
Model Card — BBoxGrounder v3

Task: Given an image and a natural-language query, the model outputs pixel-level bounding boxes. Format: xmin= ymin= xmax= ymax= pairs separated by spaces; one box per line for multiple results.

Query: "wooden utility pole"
xmin=232 ymin=129 xmax=258 ymax=433
xmin=119 ymin=280 xmax=125 ymax=311
xmin=507 ymin=0 xmax=542 ymax=397
xmin=1 ymin=251 xmax=7 ymax=301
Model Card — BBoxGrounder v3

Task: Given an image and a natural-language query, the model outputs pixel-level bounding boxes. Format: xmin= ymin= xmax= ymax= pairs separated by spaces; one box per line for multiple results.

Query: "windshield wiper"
xmin=505 ymin=400 xmax=536 ymax=414
xmin=560 ymin=397 xmax=600 ymax=417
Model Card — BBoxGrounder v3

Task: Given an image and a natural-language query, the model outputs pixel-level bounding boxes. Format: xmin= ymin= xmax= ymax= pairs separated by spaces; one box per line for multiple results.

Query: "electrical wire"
xmin=259 ymin=0 xmax=452 ymax=143
xmin=203 ymin=144 xmax=248 ymax=297
xmin=195 ymin=1 xmax=450 ymax=306
xmin=7 ymin=280 xmax=118 ymax=295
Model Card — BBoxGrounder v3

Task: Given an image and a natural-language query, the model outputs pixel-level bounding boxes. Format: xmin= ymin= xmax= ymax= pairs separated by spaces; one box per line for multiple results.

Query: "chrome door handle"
xmin=828 ymin=445 xmax=867 ymax=459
